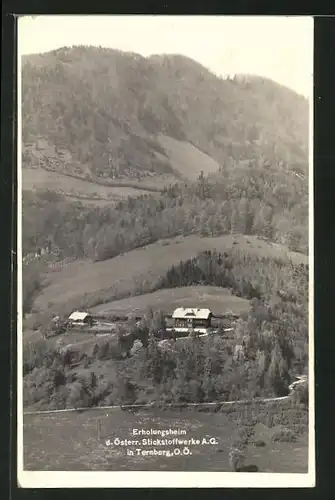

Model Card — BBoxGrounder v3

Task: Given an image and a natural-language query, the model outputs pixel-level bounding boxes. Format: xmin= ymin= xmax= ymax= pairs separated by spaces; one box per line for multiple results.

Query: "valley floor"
xmin=23 ymin=407 xmax=308 ymax=472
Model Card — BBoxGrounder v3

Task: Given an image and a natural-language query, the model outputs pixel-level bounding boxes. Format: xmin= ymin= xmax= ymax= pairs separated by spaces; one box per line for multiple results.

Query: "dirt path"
xmin=23 ymin=375 xmax=307 ymax=417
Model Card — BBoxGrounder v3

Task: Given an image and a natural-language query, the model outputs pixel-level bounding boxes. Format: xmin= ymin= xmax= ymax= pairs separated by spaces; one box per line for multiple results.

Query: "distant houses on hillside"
xmin=45 ymin=307 xmax=236 ymax=341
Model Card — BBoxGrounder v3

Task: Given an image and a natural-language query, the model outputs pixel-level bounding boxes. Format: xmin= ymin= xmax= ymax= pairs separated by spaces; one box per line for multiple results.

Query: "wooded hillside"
xmin=22 ymin=46 xmax=309 ymax=184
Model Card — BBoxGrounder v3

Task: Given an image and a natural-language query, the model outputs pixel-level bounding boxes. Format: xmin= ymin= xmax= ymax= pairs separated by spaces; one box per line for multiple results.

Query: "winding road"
xmin=23 ymin=375 xmax=307 ymax=417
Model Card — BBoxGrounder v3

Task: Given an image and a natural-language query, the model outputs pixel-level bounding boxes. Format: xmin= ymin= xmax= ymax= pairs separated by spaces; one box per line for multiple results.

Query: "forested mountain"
xmin=22 ymin=46 xmax=309 ymax=184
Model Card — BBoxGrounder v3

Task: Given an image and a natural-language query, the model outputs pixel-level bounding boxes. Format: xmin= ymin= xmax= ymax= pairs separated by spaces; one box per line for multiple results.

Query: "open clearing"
xmin=34 ymin=234 xmax=307 ymax=307
xmin=22 ymin=167 xmax=154 ymax=204
xmin=23 ymin=408 xmax=308 ymax=472
xmin=158 ymin=134 xmax=220 ymax=181
xmin=31 ymin=234 xmax=307 ymax=318
xmin=91 ymin=286 xmax=250 ymax=317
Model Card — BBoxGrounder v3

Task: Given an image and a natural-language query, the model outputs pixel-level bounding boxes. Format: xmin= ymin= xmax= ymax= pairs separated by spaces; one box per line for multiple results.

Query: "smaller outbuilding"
xmin=68 ymin=311 xmax=93 ymax=327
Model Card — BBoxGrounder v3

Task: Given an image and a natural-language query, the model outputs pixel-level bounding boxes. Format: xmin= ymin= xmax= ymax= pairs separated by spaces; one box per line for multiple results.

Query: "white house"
xmin=68 ymin=311 xmax=93 ymax=326
xmin=171 ymin=307 xmax=212 ymax=330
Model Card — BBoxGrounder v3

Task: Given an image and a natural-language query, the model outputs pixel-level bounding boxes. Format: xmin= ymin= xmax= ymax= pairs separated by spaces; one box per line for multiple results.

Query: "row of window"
xmin=174 ymin=319 xmax=210 ymax=328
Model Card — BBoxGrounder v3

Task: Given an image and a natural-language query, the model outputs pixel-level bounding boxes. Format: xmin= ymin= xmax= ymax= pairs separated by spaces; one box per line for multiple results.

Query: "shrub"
xmin=234 ymin=424 xmax=256 ymax=448
xmin=271 ymin=427 xmax=297 ymax=443
xmin=92 ymin=343 xmax=99 ymax=357
xmin=237 ymin=464 xmax=259 ymax=472
xmin=229 ymin=448 xmax=245 ymax=471
xmin=292 ymin=382 xmax=308 ymax=409
xmin=292 ymin=423 xmax=308 ymax=436
xmin=253 ymin=439 xmax=266 ymax=447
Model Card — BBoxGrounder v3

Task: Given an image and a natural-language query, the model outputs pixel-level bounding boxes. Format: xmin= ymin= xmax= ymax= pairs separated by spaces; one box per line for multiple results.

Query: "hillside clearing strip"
xmin=90 ymin=286 xmax=250 ymax=317
xmin=22 ymin=167 xmax=157 ymax=200
xmin=32 ymin=235 xmax=307 ymax=314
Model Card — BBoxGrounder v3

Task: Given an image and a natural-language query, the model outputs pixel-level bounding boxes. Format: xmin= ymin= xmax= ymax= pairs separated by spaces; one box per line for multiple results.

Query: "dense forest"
xmin=157 ymin=250 xmax=308 ymax=308
xmin=22 ymin=158 xmax=308 ymax=262
xmin=23 ymin=328 xmax=307 ymax=411
xmin=22 ymin=46 xmax=308 ymax=183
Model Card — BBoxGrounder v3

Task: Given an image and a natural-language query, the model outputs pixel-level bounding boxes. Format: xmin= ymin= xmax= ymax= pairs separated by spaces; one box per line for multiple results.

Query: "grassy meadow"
xmin=91 ymin=285 xmax=250 ymax=317
xmin=22 ymin=167 xmax=155 ymax=205
xmin=157 ymin=134 xmax=220 ymax=181
xmin=31 ymin=234 xmax=307 ymax=315
xmin=23 ymin=406 xmax=308 ymax=472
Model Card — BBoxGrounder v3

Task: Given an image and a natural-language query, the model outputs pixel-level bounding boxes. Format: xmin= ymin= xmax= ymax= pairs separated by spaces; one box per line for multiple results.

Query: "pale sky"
xmin=18 ymin=15 xmax=313 ymax=97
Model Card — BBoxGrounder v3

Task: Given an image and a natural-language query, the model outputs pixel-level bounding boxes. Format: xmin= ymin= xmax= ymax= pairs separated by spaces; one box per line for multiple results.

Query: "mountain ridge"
xmin=22 ymin=45 xmax=309 ymax=187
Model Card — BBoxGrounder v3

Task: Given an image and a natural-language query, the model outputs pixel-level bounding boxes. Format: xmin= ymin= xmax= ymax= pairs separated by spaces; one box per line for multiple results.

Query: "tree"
xmin=256 ymin=349 xmax=266 ymax=388
xmin=229 ymin=448 xmax=245 ymax=472
xmin=132 ymin=322 xmax=150 ymax=348
xmin=89 ymin=371 xmax=97 ymax=390
xmin=144 ymin=335 xmax=164 ymax=384
xmin=117 ymin=328 xmax=135 ymax=357
xmin=117 ymin=376 xmax=136 ymax=404
xmin=22 ymin=262 xmax=43 ymax=316
xmin=292 ymin=381 xmax=308 ymax=409
xmin=67 ymin=381 xmax=85 ymax=408
xmin=198 ymin=170 xmax=205 ymax=200
xmin=150 ymin=310 xmax=166 ymax=338
xmin=267 ymin=343 xmax=289 ymax=396
xmin=97 ymin=340 xmax=110 ymax=360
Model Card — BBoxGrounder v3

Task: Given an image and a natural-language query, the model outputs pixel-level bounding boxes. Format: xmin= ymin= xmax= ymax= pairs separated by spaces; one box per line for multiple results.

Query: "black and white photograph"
xmin=17 ymin=15 xmax=314 ymax=488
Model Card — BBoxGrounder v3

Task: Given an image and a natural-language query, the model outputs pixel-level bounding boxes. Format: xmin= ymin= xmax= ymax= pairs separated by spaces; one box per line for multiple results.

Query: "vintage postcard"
xmin=17 ymin=15 xmax=314 ymax=488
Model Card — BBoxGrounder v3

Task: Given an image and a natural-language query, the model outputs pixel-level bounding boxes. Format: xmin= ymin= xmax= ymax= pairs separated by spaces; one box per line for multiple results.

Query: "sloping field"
xmin=23 ymin=408 xmax=308 ymax=472
xmin=91 ymin=286 xmax=250 ymax=317
xmin=158 ymin=134 xmax=220 ymax=181
xmin=33 ymin=234 xmax=307 ymax=315
xmin=22 ymin=168 xmax=154 ymax=204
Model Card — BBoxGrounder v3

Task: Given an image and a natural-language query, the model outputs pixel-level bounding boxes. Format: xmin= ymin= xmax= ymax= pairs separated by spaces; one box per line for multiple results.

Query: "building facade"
xmin=171 ymin=308 xmax=212 ymax=330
